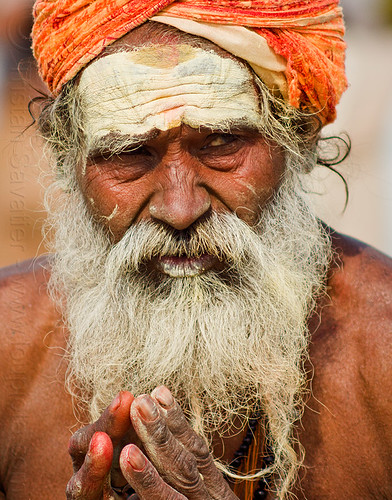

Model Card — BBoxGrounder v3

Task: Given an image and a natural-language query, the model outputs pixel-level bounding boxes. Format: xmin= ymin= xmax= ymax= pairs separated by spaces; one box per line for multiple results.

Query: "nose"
xmin=149 ymin=163 xmax=211 ymax=230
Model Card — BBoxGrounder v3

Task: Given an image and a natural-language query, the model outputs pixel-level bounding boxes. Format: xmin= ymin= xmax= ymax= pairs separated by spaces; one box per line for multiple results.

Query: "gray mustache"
xmin=109 ymin=214 xmax=248 ymax=269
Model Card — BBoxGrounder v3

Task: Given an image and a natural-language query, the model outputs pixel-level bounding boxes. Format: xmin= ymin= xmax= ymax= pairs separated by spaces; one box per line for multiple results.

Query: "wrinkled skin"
xmin=67 ymin=29 xmax=283 ymax=498
xmin=0 ymin=23 xmax=392 ymax=500
xmin=76 ymin=25 xmax=285 ymax=244
xmin=1 ymin=236 xmax=392 ymax=499
xmin=66 ymin=388 xmax=238 ymax=500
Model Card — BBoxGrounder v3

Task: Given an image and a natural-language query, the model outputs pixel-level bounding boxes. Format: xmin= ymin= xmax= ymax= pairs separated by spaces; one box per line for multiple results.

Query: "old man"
xmin=0 ymin=1 xmax=391 ymax=499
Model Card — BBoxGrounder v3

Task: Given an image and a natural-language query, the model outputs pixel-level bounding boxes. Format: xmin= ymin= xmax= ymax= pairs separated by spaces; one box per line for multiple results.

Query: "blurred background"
xmin=309 ymin=0 xmax=392 ymax=258
xmin=0 ymin=0 xmax=392 ymax=268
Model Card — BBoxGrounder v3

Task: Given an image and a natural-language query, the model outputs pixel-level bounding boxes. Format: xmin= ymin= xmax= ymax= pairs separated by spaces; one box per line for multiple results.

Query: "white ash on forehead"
xmin=77 ymin=45 xmax=262 ymax=149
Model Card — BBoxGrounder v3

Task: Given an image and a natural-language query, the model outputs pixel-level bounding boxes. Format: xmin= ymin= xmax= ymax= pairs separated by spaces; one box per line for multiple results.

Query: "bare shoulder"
xmin=0 ymin=254 xmax=51 ymax=290
xmin=0 ymin=255 xmax=63 ymax=391
xmin=300 ymin=231 xmax=392 ymax=496
xmin=310 ymin=228 xmax=392 ymax=437
xmin=325 ymin=229 xmax=392 ymax=391
xmin=0 ymin=258 xmax=75 ymax=498
xmin=313 ymin=228 xmax=392 ymax=365
xmin=0 ymin=254 xmax=55 ymax=333
xmin=327 ymin=229 xmax=392 ymax=328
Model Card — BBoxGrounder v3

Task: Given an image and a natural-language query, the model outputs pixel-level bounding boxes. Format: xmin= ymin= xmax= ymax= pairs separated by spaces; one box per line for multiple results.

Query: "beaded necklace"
xmin=225 ymin=415 xmax=274 ymax=500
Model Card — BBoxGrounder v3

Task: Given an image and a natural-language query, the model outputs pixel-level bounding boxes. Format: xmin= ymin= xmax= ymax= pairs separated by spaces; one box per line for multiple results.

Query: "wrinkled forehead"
xmin=77 ymin=43 xmax=262 ymax=150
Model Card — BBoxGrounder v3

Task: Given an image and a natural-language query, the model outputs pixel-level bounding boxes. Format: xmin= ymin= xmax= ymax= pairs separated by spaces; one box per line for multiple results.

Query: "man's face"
xmin=79 ymin=125 xmax=285 ymax=268
xmin=75 ymin=32 xmax=286 ymax=279
xmin=48 ymin=25 xmax=331 ymax=488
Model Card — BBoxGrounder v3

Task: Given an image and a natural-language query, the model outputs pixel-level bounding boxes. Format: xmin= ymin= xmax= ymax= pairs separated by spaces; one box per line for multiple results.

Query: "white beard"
xmin=47 ymin=172 xmax=331 ymax=494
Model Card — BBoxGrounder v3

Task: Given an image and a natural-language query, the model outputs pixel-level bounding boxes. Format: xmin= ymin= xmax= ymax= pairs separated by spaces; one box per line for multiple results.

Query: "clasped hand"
xmin=66 ymin=386 xmax=239 ymax=500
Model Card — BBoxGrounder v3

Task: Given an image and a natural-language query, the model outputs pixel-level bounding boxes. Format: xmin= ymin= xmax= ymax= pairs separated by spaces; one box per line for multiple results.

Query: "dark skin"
xmin=81 ymin=125 xmax=285 ymax=241
xmin=0 ymin=234 xmax=391 ymax=499
xmin=0 ymin=25 xmax=392 ymax=500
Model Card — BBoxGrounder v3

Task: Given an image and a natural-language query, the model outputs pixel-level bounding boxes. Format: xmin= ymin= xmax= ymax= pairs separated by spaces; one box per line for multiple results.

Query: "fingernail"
xmin=88 ymin=432 xmax=104 ymax=455
xmin=153 ymin=386 xmax=174 ymax=408
xmin=110 ymin=393 xmax=122 ymax=412
xmin=137 ymin=396 xmax=159 ymax=421
xmin=127 ymin=445 xmax=146 ymax=471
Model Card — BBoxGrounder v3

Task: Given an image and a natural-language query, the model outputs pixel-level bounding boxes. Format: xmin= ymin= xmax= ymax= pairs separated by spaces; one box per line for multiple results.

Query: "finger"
xmin=66 ymin=432 xmax=113 ymax=500
xmin=151 ymin=386 xmax=237 ymax=500
xmin=120 ymin=444 xmax=187 ymax=500
xmin=130 ymin=395 xmax=210 ymax=500
xmin=69 ymin=391 xmax=134 ymax=471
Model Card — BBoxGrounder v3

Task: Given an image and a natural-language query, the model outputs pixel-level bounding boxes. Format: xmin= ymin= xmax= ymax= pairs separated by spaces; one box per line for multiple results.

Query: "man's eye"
xmin=203 ymin=134 xmax=237 ymax=149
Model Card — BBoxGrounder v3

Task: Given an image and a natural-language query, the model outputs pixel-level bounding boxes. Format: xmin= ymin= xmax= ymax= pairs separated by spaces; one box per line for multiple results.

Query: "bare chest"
xmin=0 ymin=340 xmax=75 ymax=499
xmin=0 ymin=331 xmax=390 ymax=499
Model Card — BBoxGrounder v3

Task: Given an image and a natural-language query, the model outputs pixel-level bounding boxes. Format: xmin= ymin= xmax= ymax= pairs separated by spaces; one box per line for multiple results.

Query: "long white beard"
xmin=47 ymin=173 xmax=331 ymax=496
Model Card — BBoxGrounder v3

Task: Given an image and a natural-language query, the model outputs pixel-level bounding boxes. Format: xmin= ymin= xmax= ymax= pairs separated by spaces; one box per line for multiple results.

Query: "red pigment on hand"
xmin=89 ymin=432 xmax=113 ymax=466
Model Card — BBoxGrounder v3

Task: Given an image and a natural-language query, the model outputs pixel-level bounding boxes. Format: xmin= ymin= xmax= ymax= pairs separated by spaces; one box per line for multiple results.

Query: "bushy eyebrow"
xmin=87 ymin=130 xmax=159 ymax=158
xmin=197 ymin=123 xmax=260 ymax=135
xmin=86 ymin=120 xmax=261 ymax=158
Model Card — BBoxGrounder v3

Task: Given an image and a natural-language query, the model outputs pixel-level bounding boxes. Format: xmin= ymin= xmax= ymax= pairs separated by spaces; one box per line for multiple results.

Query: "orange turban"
xmin=32 ymin=0 xmax=347 ymax=125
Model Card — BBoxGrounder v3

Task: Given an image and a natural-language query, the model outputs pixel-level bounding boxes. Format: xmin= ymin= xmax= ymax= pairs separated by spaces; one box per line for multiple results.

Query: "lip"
xmin=155 ymin=254 xmax=219 ymax=278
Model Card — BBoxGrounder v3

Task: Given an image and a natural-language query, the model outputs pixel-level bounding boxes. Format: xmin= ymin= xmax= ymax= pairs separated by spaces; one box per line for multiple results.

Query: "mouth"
xmin=155 ymin=253 xmax=220 ymax=278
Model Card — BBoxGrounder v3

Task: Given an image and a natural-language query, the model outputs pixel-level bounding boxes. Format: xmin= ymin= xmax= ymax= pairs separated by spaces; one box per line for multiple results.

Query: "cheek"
xmin=77 ymin=166 xmax=149 ymax=240
xmin=218 ymin=149 xmax=285 ymax=223
xmin=249 ymin=145 xmax=285 ymax=197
